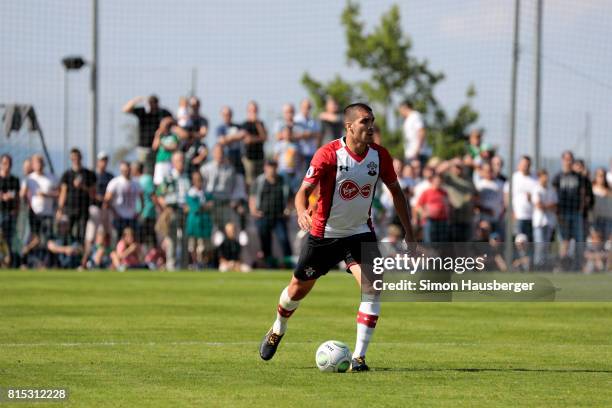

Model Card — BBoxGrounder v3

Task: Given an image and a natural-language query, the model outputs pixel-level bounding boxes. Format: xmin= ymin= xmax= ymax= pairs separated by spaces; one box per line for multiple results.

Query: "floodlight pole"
xmin=505 ymin=0 xmax=521 ymax=268
xmin=533 ymin=0 xmax=543 ymax=170
xmin=63 ymin=68 xmax=69 ymax=169
xmin=90 ymin=0 xmax=99 ymax=167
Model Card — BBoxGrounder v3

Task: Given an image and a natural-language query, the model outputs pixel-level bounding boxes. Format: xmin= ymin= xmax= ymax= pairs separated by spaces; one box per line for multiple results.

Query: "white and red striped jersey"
xmin=303 ymin=138 xmax=396 ymax=238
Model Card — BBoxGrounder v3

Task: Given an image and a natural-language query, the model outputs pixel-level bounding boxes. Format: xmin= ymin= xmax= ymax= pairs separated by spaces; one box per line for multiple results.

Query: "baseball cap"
xmin=97 ymin=151 xmax=109 ymax=160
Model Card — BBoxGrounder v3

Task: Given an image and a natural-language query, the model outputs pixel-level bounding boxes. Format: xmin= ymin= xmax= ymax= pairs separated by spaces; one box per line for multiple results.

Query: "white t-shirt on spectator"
xmin=475 ymin=178 xmax=505 ymax=221
xmin=26 ymin=172 xmax=57 ymax=216
xmin=403 ymin=111 xmax=430 ymax=159
xmin=294 ymin=113 xmax=320 ymax=157
xmin=532 ymin=184 xmax=558 ymax=228
xmin=505 ymin=171 xmax=538 ymax=221
xmin=106 ymin=175 xmax=142 ymax=219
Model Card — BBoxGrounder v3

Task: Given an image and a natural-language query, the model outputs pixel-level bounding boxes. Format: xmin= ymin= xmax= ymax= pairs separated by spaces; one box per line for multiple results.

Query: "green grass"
xmin=1 ymin=270 xmax=612 ymax=407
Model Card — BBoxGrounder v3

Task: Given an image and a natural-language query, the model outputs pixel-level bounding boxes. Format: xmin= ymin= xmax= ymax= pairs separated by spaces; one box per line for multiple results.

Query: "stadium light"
xmin=61 ymin=56 xmax=87 ymax=170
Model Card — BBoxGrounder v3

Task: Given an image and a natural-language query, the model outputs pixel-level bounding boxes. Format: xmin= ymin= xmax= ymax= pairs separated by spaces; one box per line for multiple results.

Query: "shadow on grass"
xmin=371 ymin=367 xmax=612 ymax=374
xmin=296 ymin=367 xmax=612 ymax=373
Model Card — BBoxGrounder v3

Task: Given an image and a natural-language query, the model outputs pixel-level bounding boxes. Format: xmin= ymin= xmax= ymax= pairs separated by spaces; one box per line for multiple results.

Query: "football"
xmin=315 ymin=340 xmax=352 ymax=373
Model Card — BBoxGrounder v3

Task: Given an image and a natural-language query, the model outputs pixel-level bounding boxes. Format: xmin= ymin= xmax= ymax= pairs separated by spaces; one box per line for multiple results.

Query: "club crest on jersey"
xmin=367 ymin=161 xmax=378 ymax=176
xmin=339 ymin=180 xmax=372 ymax=200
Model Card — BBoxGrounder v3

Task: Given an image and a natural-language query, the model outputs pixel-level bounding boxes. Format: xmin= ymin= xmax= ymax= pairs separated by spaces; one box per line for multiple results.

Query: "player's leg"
xmin=259 ymin=276 xmax=316 ymax=361
xmin=345 ymin=232 xmax=381 ymax=372
xmin=273 ymin=276 xmax=316 ymax=334
xmin=349 ymin=264 xmax=380 ymax=371
xmin=259 ymin=234 xmax=341 ymax=361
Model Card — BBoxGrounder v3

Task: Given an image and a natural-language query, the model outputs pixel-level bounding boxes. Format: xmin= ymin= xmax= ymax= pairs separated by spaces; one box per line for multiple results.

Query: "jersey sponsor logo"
xmin=339 ymin=180 xmax=372 ymax=200
xmin=360 ymin=183 xmax=372 ymax=198
xmin=367 ymin=161 xmax=378 ymax=176
xmin=338 ymin=165 xmax=349 ymax=172
xmin=340 ymin=180 xmax=360 ymax=200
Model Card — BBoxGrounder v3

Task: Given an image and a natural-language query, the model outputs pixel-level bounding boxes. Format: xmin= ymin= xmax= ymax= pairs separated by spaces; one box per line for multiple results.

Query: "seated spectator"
xmin=512 ymin=233 xmax=531 ymax=271
xmin=110 ymin=227 xmax=144 ymax=271
xmin=218 ymin=222 xmax=249 ymax=272
xmin=583 ymin=229 xmax=608 ymax=274
xmin=152 ymin=117 xmax=179 ymax=185
xmin=185 ymin=172 xmax=213 ymax=268
xmin=380 ymin=224 xmax=404 ymax=257
xmin=483 ymin=232 xmax=508 ymax=271
xmin=20 ymin=230 xmax=49 ymax=269
xmin=47 ymin=216 xmax=83 ymax=269
xmin=416 ymin=173 xmax=450 ymax=243
xmin=84 ymin=228 xmax=111 ymax=269
xmin=0 ymin=229 xmax=10 ymax=267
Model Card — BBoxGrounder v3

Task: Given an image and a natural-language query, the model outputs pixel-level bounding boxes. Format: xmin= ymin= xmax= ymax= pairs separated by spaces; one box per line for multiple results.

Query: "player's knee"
xmin=288 ymin=277 xmax=313 ymax=300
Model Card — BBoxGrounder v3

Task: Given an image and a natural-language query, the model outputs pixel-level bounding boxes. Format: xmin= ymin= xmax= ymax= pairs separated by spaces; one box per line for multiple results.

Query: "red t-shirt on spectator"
xmin=417 ymin=187 xmax=449 ymax=221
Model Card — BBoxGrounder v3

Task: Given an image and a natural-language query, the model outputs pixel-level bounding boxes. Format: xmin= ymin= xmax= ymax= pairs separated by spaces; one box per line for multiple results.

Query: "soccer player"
xmin=259 ymin=103 xmax=415 ymax=371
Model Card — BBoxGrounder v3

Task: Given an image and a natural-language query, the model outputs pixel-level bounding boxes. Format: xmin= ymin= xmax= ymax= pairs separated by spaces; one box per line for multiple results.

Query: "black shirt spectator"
xmin=552 ymin=170 xmax=587 ymax=213
xmin=218 ymin=238 xmax=241 ymax=261
xmin=60 ymin=167 xmax=96 ymax=217
xmin=123 ymin=95 xmax=172 ymax=148
xmin=242 ymin=120 xmax=266 ymax=161
xmin=251 ymin=174 xmax=288 ymax=219
xmin=0 ymin=173 xmax=19 ymax=213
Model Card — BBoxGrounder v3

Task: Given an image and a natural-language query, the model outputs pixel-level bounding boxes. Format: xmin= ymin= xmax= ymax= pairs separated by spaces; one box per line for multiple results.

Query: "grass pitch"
xmin=1 ymin=270 xmax=612 ymax=407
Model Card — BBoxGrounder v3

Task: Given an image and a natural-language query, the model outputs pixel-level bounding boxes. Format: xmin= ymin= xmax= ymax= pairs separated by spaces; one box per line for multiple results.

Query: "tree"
xmin=302 ymin=1 xmax=478 ymax=159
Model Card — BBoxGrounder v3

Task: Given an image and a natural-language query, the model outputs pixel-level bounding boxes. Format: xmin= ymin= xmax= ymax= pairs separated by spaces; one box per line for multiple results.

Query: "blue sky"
xmin=1 ymin=0 xmax=610 ymax=174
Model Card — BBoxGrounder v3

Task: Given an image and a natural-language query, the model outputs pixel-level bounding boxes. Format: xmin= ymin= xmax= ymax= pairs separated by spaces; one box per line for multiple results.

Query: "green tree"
xmin=302 ymin=1 xmax=478 ymax=159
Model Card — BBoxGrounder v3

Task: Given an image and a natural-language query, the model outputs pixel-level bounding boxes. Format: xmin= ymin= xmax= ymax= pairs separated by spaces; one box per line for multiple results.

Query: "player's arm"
xmin=295 ymin=182 xmax=317 ymax=231
xmin=387 ymin=180 xmax=415 ymax=243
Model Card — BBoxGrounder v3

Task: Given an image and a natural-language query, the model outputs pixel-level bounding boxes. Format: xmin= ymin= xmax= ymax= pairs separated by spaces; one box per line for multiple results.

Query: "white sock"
xmin=353 ymin=301 xmax=381 ymax=359
xmin=272 ymin=287 xmax=300 ymax=335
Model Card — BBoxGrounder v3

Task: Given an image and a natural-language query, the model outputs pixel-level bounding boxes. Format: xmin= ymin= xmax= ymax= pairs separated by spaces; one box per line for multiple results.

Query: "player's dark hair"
xmin=343 ymin=103 xmax=373 ymax=121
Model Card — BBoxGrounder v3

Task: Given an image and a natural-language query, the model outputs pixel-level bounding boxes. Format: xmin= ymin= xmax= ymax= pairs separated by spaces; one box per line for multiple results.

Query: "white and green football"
xmin=315 ymin=340 xmax=352 ymax=373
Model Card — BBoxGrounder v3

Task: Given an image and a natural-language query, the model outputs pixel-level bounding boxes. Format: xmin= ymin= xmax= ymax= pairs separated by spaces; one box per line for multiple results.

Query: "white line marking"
xmin=1 ymin=341 xmax=606 ymax=348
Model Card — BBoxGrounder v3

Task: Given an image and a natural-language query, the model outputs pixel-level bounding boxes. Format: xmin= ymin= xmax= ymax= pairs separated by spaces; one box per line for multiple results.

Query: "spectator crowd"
xmin=0 ymin=95 xmax=610 ymax=273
